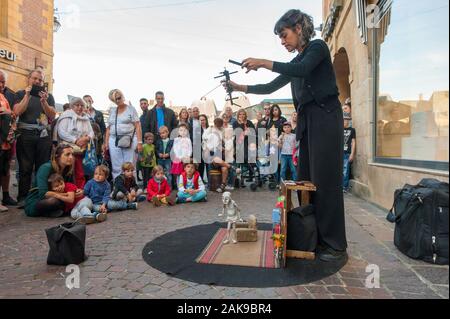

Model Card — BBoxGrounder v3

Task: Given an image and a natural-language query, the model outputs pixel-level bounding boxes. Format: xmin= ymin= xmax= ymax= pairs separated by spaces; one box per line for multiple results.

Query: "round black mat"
xmin=142 ymin=223 xmax=347 ymax=288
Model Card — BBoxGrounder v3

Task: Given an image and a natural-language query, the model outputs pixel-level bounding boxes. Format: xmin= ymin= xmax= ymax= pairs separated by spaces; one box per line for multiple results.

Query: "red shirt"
xmin=147 ymin=178 xmax=171 ymax=200
xmin=64 ymin=182 xmax=83 ymax=213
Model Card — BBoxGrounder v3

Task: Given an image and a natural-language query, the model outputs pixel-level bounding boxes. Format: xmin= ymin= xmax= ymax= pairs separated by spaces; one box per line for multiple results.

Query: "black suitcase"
xmin=387 ymin=178 xmax=449 ymax=265
xmin=46 ymin=222 xmax=87 ymax=266
xmin=287 ymin=205 xmax=317 ymax=252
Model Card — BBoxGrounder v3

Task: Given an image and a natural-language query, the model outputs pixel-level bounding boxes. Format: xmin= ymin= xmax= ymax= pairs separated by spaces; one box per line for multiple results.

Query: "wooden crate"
xmin=280 ymin=181 xmax=317 ymax=268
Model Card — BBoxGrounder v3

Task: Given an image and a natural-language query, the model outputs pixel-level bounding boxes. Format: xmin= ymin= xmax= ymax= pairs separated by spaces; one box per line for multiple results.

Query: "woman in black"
xmin=233 ymin=109 xmax=257 ymax=178
xmin=227 ymin=9 xmax=347 ymax=262
xmin=267 ymin=104 xmax=287 ymax=137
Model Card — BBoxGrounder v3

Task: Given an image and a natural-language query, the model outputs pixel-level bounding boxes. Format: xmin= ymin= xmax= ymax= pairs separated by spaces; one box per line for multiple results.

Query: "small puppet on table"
xmin=220 ymin=192 xmax=243 ymax=244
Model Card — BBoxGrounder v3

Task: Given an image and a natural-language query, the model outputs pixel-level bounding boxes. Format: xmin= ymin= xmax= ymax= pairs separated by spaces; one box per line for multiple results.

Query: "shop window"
xmin=374 ymin=0 xmax=449 ymax=170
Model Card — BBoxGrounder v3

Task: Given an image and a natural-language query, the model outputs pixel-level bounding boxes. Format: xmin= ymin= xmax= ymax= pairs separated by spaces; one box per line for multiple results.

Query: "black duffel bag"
xmin=287 ymin=205 xmax=317 ymax=252
xmin=46 ymin=222 xmax=87 ymax=266
xmin=387 ymin=178 xmax=449 ymax=265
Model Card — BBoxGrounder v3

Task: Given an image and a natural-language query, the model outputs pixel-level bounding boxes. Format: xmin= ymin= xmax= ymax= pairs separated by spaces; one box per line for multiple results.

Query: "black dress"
xmin=247 ymin=39 xmax=347 ymax=252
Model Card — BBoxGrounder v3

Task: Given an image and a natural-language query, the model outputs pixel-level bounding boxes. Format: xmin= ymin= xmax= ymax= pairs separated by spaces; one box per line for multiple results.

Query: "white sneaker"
xmin=0 ymin=204 xmax=8 ymax=212
xmin=224 ymin=185 xmax=234 ymax=191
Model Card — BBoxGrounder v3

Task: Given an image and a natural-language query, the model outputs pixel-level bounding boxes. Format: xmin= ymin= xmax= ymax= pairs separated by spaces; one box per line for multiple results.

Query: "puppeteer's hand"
xmin=222 ymin=80 xmax=243 ymax=93
xmin=242 ymin=58 xmax=270 ymax=73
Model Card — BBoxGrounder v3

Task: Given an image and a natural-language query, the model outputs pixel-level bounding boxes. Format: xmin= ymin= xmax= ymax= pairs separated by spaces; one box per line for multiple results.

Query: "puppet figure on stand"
xmin=220 ymin=192 xmax=242 ymax=244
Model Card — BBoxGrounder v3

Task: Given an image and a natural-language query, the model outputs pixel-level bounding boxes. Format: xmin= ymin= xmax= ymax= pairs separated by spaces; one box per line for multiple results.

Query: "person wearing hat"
xmin=278 ymin=121 xmax=297 ymax=182
xmin=343 ymin=114 xmax=356 ymax=192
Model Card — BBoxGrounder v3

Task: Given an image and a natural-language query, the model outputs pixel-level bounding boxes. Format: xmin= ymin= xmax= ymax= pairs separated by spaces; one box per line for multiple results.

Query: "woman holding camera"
xmin=103 ymin=89 xmax=143 ymax=179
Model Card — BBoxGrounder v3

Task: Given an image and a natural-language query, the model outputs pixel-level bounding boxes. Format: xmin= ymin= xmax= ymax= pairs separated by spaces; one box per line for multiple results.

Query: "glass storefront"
xmin=375 ymin=0 xmax=449 ymax=170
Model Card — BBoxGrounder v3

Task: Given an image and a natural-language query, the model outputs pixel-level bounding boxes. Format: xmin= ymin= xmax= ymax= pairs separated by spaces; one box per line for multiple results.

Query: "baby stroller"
xmin=235 ymin=152 xmax=278 ymax=192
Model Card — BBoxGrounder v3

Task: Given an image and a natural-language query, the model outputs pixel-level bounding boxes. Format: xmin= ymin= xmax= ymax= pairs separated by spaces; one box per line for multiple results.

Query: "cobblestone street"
xmin=0 ymin=186 xmax=448 ymax=300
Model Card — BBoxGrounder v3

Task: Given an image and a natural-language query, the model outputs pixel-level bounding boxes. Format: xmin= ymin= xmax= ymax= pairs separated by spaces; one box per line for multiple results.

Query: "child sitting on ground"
xmin=47 ymin=173 xmax=106 ymax=224
xmin=177 ymin=162 xmax=207 ymax=203
xmin=140 ymin=132 xmax=157 ymax=191
xmin=112 ymin=162 xmax=146 ymax=203
xmin=147 ymin=165 xmax=176 ymax=207
xmin=85 ymin=165 xmax=138 ymax=213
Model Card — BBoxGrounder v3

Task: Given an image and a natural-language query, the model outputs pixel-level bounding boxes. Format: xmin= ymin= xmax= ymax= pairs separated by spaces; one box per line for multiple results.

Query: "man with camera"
xmin=13 ymin=69 xmax=56 ymax=206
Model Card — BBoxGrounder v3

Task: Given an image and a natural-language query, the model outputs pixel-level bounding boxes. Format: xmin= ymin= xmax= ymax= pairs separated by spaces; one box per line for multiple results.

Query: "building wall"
xmin=323 ymin=0 xmax=449 ymax=209
xmin=0 ymin=0 xmax=54 ymax=92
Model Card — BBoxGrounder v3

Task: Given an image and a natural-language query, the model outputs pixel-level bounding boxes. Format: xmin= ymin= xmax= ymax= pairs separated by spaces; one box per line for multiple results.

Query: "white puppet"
xmin=220 ymin=192 xmax=242 ymax=244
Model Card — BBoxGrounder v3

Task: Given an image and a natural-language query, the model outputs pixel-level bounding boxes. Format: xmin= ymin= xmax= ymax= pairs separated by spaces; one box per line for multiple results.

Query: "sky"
xmin=52 ymin=0 xmax=450 ymax=112
xmin=53 ymin=0 xmax=323 ymax=112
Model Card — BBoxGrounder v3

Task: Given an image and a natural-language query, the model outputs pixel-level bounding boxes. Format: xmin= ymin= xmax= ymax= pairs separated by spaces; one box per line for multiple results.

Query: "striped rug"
xmin=196 ymin=228 xmax=277 ymax=269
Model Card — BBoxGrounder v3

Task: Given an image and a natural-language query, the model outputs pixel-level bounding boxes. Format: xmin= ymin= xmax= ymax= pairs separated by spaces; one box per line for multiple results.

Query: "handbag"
xmin=45 ymin=221 xmax=87 ymax=266
xmin=82 ymin=141 xmax=98 ymax=177
xmin=114 ymin=107 xmax=135 ymax=149
xmin=287 ymin=205 xmax=317 ymax=252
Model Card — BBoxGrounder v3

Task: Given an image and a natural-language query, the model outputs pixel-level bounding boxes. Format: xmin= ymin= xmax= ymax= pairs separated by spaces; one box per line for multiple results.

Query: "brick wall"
xmin=0 ymin=0 xmax=54 ymax=92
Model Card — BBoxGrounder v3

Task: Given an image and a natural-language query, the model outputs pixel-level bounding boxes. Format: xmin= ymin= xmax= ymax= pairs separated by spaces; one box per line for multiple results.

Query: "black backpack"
xmin=287 ymin=205 xmax=317 ymax=252
xmin=46 ymin=222 xmax=87 ymax=266
xmin=387 ymin=178 xmax=449 ymax=265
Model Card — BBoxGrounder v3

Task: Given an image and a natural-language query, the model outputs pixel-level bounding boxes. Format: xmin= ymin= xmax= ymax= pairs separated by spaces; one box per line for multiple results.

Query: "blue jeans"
xmin=343 ymin=153 xmax=351 ymax=190
xmin=177 ymin=190 xmax=207 ymax=203
xmin=71 ymin=198 xmax=95 ymax=220
xmin=93 ymin=200 xmax=128 ymax=213
xmin=280 ymin=154 xmax=297 ymax=181
xmin=158 ymin=159 xmax=172 ymax=187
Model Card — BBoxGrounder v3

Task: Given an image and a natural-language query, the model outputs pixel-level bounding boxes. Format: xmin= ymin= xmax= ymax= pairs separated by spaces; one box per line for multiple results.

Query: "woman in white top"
xmin=56 ymin=97 xmax=94 ymax=188
xmin=103 ymin=89 xmax=143 ymax=179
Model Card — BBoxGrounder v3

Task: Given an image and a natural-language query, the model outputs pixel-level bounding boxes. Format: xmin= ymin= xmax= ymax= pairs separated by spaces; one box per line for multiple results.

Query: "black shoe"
xmin=2 ymin=196 xmax=18 ymax=206
xmin=17 ymin=199 xmax=26 ymax=209
xmin=43 ymin=209 xmax=65 ymax=218
xmin=319 ymin=248 xmax=348 ymax=262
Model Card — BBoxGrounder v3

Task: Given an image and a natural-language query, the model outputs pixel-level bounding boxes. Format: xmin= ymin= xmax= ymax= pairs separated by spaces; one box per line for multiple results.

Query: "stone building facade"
xmin=0 ymin=0 xmax=54 ymax=92
xmin=322 ymin=0 xmax=449 ymax=209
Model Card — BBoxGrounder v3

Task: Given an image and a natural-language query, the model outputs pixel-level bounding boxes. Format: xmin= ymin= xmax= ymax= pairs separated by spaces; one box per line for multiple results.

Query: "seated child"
xmin=85 ymin=165 xmax=138 ymax=213
xmin=140 ymin=132 xmax=157 ymax=191
xmin=47 ymin=173 xmax=106 ymax=224
xmin=112 ymin=162 xmax=146 ymax=203
xmin=177 ymin=162 xmax=207 ymax=203
xmin=147 ymin=165 xmax=176 ymax=207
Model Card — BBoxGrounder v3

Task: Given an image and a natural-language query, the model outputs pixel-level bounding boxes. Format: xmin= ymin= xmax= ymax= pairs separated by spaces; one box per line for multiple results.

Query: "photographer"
xmin=13 ymin=69 xmax=56 ymax=206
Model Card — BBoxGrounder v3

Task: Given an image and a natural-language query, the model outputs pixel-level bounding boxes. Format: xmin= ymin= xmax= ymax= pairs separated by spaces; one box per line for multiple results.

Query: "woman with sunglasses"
xmin=103 ymin=89 xmax=143 ymax=179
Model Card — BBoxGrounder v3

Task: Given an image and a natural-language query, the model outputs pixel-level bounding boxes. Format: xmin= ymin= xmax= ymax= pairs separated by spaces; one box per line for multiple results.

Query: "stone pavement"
xmin=0 ymin=188 xmax=448 ymax=299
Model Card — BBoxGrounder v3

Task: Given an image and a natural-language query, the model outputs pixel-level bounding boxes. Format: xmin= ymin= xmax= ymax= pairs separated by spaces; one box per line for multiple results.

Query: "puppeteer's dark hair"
xmin=274 ymin=9 xmax=316 ymax=48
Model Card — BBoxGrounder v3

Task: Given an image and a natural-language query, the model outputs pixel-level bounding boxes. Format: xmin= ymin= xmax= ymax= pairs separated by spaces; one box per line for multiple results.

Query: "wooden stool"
xmin=208 ymin=169 xmax=222 ymax=191
xmin=280 ymin=181 xmax=317 ymax=267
